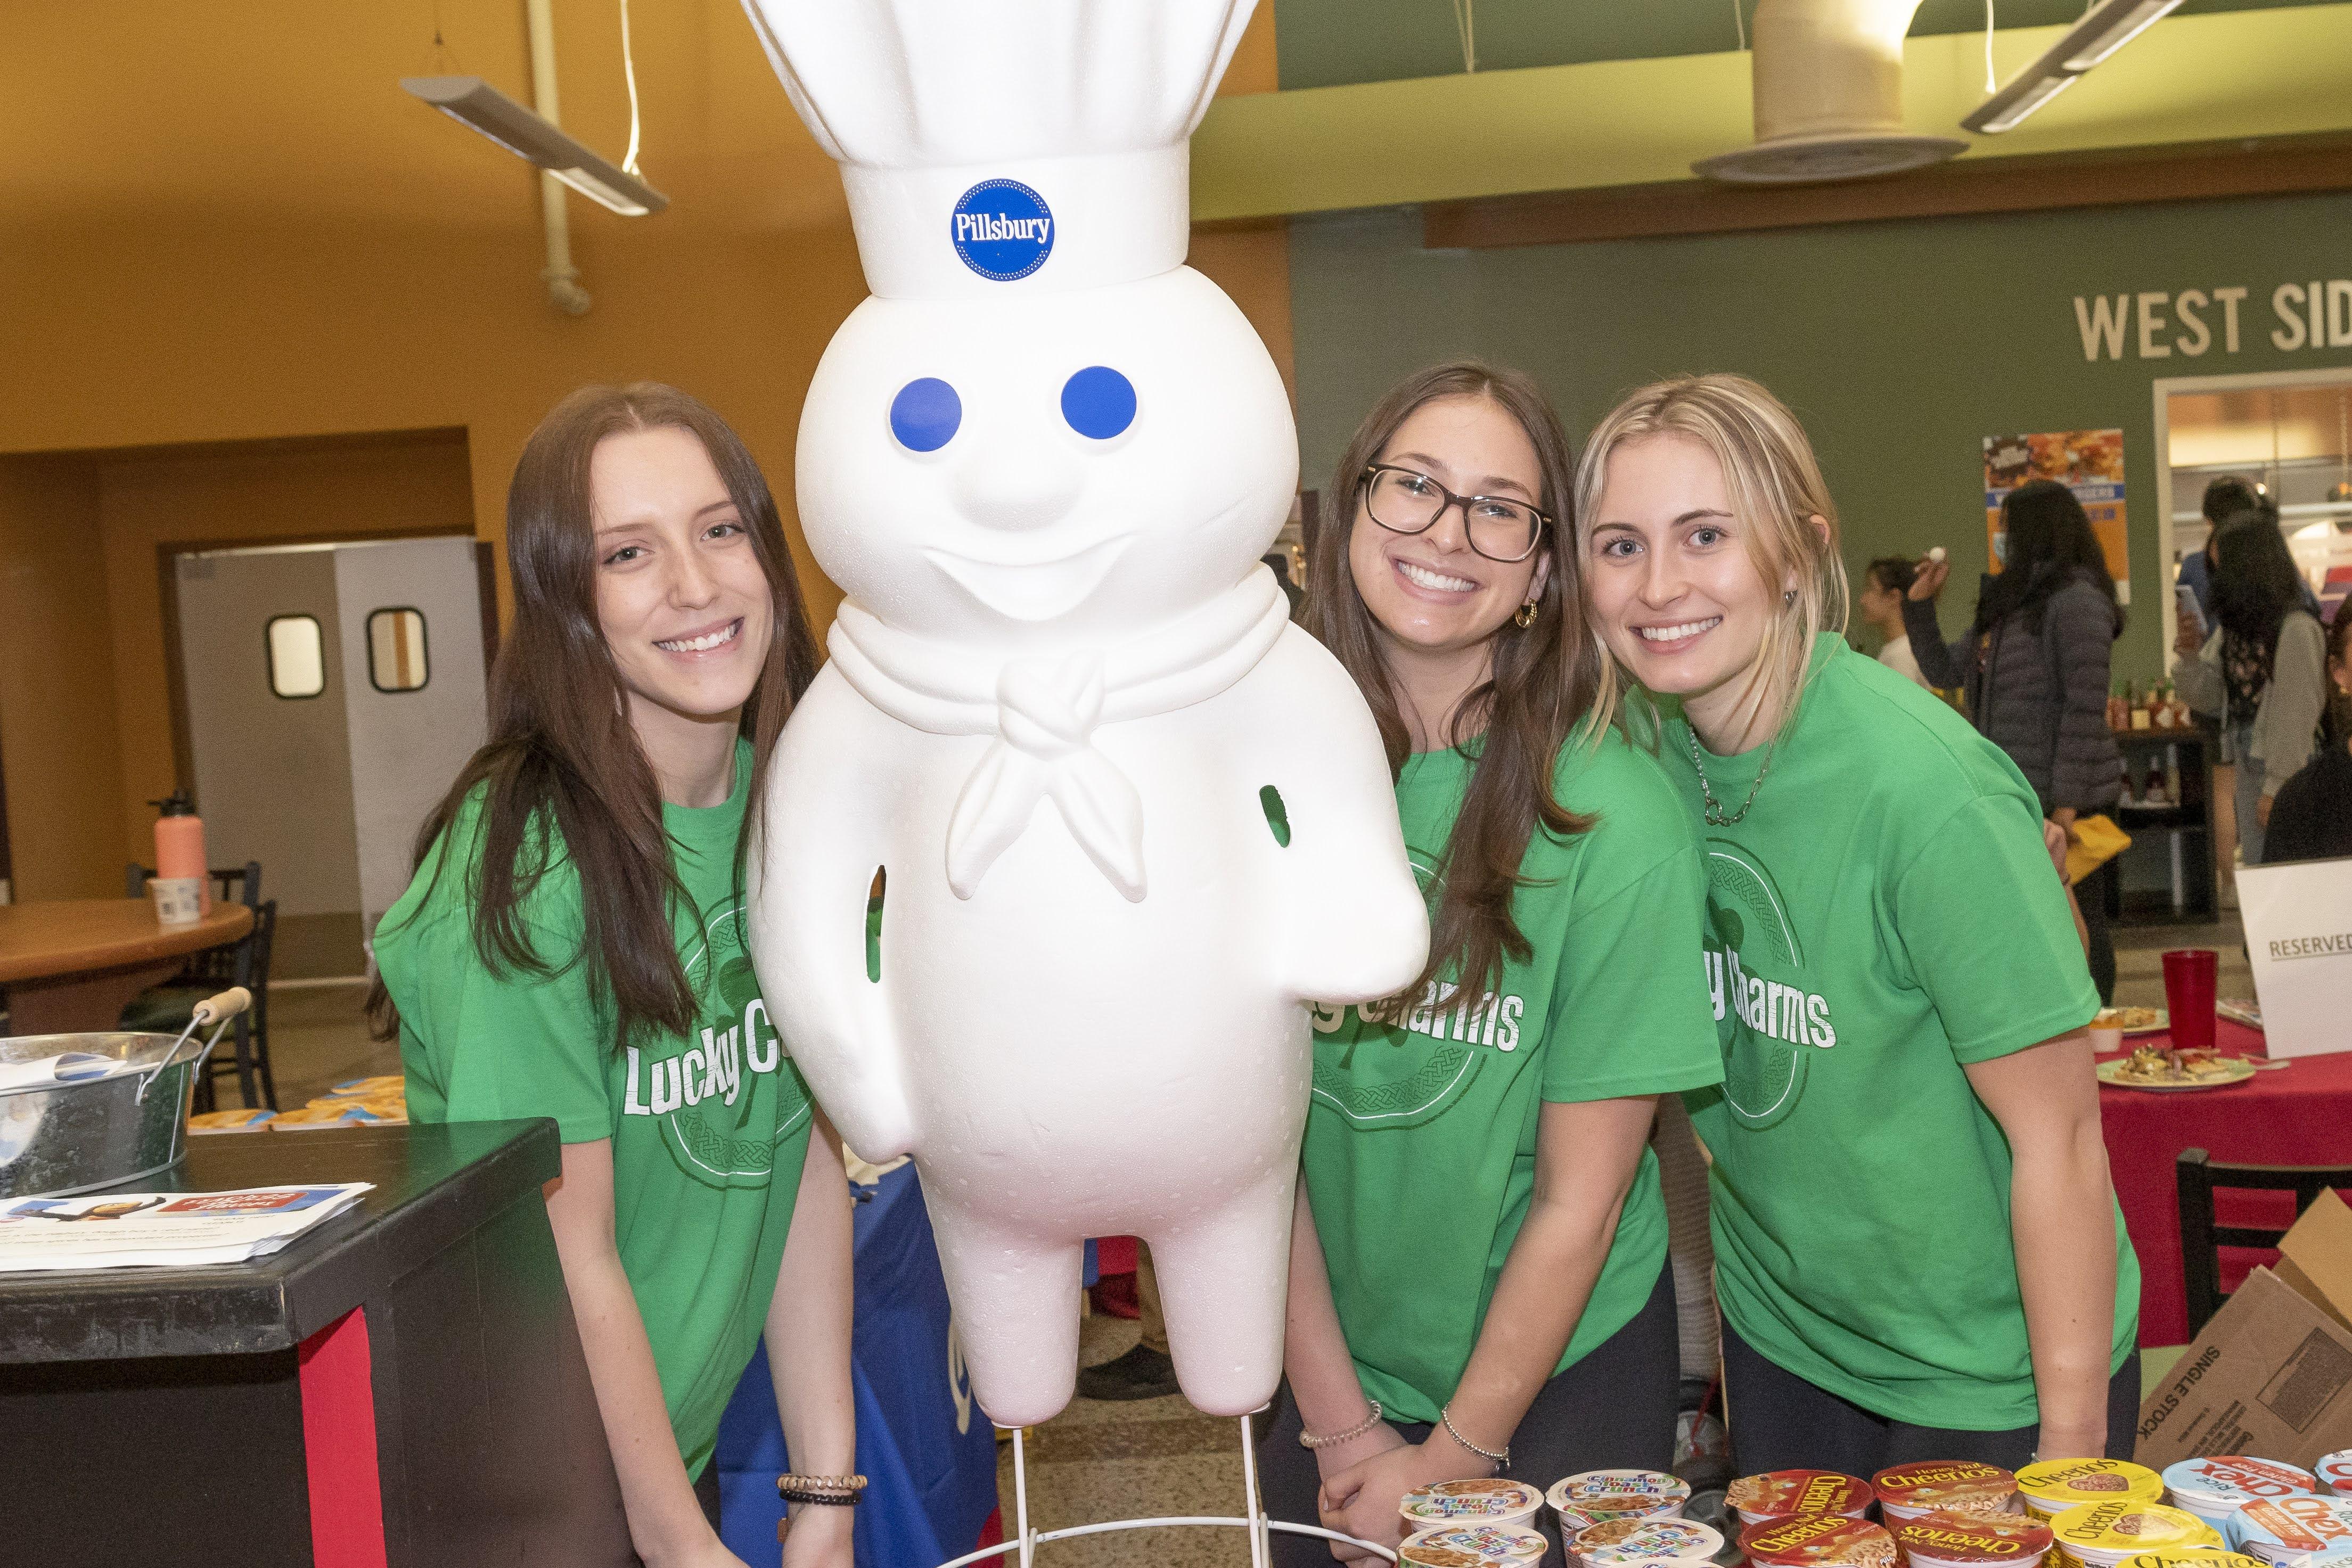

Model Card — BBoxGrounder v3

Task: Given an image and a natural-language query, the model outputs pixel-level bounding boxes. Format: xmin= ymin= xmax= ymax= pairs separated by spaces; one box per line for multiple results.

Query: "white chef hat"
xmin=742 ymin=1 xmax=1257 ymax=299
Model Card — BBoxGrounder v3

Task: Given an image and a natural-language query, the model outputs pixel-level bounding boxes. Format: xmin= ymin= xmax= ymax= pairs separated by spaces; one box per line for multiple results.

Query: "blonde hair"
xmin=1571 ymin=373 xmax=1849 ymax=746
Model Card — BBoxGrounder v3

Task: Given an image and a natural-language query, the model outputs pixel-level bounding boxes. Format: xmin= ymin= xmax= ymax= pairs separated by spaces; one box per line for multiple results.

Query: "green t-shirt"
xmin=1663 ymin=636 xmax=2138 ymax=1430
xmin=373 ymin=740 xmax=814 ymax=1479
xmin=1302 ymin=728 xmax=1725 ymax=1425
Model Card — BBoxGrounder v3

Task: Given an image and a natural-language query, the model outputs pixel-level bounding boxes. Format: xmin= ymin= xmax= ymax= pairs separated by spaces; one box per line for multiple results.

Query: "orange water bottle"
xmin=150 ymin=791 xmax=211 ymax=917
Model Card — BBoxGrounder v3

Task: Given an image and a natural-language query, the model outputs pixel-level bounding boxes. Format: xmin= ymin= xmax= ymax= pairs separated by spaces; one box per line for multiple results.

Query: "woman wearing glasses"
xmin=1258 ymin=363 xmax=1721 ymax=1563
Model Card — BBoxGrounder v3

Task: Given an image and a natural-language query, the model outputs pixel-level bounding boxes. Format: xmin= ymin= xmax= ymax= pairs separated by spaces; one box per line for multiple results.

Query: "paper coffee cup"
xmin=150 ymin=875 xmax=203 ymax=925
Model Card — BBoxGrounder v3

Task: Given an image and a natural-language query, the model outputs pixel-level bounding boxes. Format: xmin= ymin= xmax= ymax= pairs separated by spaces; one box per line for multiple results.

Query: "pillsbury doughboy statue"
xmin=743 ymin=0 xmax=1428 ymax=1429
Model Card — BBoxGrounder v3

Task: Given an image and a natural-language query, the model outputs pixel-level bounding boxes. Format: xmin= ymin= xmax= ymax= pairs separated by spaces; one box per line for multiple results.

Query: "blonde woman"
xmin=1573 ymin=374 xmax=2139 ymax=1471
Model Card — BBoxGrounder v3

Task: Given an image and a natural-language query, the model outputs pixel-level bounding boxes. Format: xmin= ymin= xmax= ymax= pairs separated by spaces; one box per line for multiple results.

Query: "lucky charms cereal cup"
xmin=1575 ymin=1516 xmax=1725 ymax=1568
xmin=1401 ymin=1479 xmax=1546 ymax=1539
xmin=1550 ymin=1471 xmax=1692 ymax=1526
xmin=2317 ymin=1456 xmax=2352 ymax=1497
xmin=2162 ymin=1461 xmax=2318 ymax=1532
xmin=1877 ymin=1463 xmax=2023 ymax=1522
xmin=1400 ymin=1524 xmax=1550 ymax=1566
xmin=2018 ymin=1462 xmax=2166 ymax=1525
xmin=1891 ymin=1509 xmax=2054 ymax=1568
xmin=2227 ymin=1497 xmax=2352 ymax=1564
xmin=1738 ymin=1514 xmax=1899 ymax=1568
xmin=2050 ymin=1500 xmax=2224 ymax=1567
xmin=1727 ymin=1471 xmax=1875 ymax=1530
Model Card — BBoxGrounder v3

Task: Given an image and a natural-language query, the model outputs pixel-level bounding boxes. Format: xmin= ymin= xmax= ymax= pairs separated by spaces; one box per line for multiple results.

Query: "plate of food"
xmin=2094 ymin=1005 xmax=2167 ymax=1036
xmin=2097 ymin=1044 xmax=2256 ymax=1092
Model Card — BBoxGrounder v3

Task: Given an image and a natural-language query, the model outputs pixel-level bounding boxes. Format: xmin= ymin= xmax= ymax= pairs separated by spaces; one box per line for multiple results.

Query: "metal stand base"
xmin=943 ymin=1414 xmax=1399 ymax=1567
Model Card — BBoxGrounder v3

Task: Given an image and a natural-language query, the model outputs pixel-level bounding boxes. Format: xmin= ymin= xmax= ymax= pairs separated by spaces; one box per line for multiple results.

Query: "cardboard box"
xmin=2136 ymin=1189 xmax=2352 ymax=1466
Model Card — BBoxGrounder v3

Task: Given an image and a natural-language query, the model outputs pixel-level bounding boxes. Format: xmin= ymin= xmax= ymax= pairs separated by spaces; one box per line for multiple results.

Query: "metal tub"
xmin=0 ymin=1031 xmax=215 ymax=1201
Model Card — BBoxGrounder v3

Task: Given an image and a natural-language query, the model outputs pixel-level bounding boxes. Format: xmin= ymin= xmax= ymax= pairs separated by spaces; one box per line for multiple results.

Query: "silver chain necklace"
xmin=1687 ymin=726 xmax=1775 ymax=826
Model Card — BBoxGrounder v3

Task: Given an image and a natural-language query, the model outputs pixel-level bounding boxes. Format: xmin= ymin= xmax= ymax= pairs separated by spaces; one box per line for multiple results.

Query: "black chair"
xmin=122 ymin=861 xmax=277 ymax=1112
xmin=2175 ymin=1147 xmax=2352 ymax=1335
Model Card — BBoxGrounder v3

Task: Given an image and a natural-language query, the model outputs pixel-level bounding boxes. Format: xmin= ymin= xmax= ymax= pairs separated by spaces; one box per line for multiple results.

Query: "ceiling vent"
xmin=1694 ymin=0 xmax=1965 ymax=184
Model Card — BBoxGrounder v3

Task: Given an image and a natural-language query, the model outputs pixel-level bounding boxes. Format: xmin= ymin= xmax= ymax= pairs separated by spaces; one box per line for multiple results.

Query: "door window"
xmin=366 ymin=608 xmax=430 ymax=693
xmin=266 ymin=615 xmax=325 ymax=699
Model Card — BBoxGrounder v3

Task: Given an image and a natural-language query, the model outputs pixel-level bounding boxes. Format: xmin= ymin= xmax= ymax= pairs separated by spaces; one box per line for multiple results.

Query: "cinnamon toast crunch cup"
xmin=1550 ymin=1471 xmax=1691 ymax=1526
xmin=1401 ymin=1480 xmax=1545 ymax=1538
xmin=1400 ymin=1524 xmax=1548 ymax=1566
xmin=1575 ymin=1516 xmax=1724 ymax=1568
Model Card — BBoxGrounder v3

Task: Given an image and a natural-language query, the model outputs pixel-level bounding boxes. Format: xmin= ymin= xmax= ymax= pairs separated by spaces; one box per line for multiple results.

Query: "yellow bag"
xmin=2064 ymin=812 xmax=2131 ymax=885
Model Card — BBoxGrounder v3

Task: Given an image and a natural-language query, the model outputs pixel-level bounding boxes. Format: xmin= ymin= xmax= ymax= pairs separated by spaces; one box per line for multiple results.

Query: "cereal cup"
xmin=2317 ymin=1456 xmax=2352 ymax=1497
xmin=324 ymin=1074 xmax=407 ymax=1099
xmin=2162 ymin=1461 xmax=2318 ymax=1532
xmin=1739 ymin=1514 xmax=1898 ymax=1568
xmin=187 ymin=1107 xmax=276 ymax=1134
xmin=1550 ymin=1471 xmax=1691 ymax=1525
xmin=1401 ymin=1479 xmax=1546 ymax=1538
xmin=2050 ymin=1501 xmax=2224 ymax=1567
xmin=1400 ymin=1524 xmax=1549 ymax=1566
xmin=1575 ymin=1515 xmax=1725 ymax=1567
xmin=2227 ymin=1497 xmax=2352 ymax=1564
xmin=2018 ymin=1462 xmax=2166 ymax=1525
xmin=1876 ymin=1463 xmax=2022 ymax=1522
xmin=1727 ymin=1472 xmax=1875 ymax=1530
xmin=270 ymin=1101 xmax=400 ymax=1130
xmin=1891 ymin=1510 xmax=2054 ymax=1568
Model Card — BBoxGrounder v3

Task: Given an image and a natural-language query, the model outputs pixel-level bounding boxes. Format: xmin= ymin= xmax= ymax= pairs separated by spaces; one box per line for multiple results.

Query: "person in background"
xmin=2177 ymin=512 xmax=2330 ymax=868
xmin=1578 ymin=372 xmax=2137 ymax=1473
xmin=2178 ymin=475 xmax=2261 ymax=627
xmin=370 ymin=384 xmax=855 ymax=1568
xmin=1266 ymin=361 xmax=1722 ymax=1563
xmin=1904 ymin=480 xmax=2126 ymax=1004
xmin=1855 ymin=556 xmax=1931 ymax=688
xmin=2261 ymin=605 xmax=2352 ymax=865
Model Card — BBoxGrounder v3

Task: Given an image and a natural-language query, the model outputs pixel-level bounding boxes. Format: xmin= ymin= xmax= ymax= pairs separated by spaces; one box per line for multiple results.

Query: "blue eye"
xmin=1061 ymin=366 xmax=1136 ymax=440
xmin=890 ymin=377 xmax=961 ymax=452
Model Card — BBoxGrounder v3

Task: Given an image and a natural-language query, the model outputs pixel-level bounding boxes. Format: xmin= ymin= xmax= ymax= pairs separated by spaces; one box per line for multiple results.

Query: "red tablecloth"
xmin=2098 ymin=1020 xmax=2352 ymax=1346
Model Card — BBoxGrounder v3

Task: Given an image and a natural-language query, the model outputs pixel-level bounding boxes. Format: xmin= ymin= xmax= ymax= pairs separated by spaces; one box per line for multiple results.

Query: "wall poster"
xmin=1984 ymin=429 xmax=2130 ymax=601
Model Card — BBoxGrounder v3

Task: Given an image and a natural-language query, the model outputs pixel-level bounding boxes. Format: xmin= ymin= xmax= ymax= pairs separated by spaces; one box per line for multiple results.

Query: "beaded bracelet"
xmin=1298 ymin=1400 xmax=1383 ymax=1449
xmin=1439 ymin=1405 xmax=1510 ymax=1470
xmin=778 ymin=1488 xmax=864 ymax=1507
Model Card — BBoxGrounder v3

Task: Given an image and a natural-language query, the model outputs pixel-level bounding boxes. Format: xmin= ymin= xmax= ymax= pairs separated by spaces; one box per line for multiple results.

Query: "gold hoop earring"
xmin=1514 ymin=601 xmax=1539 ymax=629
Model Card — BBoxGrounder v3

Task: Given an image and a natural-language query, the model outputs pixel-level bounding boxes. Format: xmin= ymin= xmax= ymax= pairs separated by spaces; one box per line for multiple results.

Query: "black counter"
xmin=0 ymin=1120 xmax=634 ymax=1566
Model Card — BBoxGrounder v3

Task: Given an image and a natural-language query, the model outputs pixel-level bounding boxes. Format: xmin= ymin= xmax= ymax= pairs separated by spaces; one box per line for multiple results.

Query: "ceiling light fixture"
xmin=1963 ymin=0 xmax=2184 ymax=135
xmin=399 ymin=75 xmax=668 ymax=215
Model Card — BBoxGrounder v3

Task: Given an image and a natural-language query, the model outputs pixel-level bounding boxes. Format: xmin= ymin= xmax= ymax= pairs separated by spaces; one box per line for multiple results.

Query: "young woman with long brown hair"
xmin=1257 ymin=362 xmax=1722 ymax=1563
xmin=370 ymin=384 xmax=854 ymax=1568
xmin=1576 ymin=373 xmax=2137 ymax=1472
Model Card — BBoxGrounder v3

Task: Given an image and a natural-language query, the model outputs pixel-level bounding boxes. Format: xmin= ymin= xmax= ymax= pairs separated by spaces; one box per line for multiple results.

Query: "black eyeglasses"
xmin=1359 ymin=464 xmax=1551 ymax=564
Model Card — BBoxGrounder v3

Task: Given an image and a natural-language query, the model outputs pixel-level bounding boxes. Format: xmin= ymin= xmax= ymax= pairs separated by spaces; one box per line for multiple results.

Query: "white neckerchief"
xmin=828 ymin=567 xmax=1289 ymax=902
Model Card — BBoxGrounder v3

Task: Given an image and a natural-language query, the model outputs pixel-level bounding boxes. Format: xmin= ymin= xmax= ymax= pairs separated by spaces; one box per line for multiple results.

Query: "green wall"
xmin=1286 ymin=190 xmax=2352 ymax=683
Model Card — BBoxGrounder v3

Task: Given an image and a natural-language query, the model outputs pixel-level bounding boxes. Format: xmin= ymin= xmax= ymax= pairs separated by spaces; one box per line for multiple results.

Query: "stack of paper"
xmin=0 ymin=1184 xmax=372 ymax=1270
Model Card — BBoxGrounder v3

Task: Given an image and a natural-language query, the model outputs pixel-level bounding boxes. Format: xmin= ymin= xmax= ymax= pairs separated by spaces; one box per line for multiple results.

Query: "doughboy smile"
xmin=927 ymin=533 xmax=1135 ymax=623
xmin=654 ymin=617 xmax=744 ymax=655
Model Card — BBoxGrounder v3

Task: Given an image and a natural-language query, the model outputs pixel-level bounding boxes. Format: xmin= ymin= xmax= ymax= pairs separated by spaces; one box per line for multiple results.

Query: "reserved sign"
xmin=2238 ymin=857 xmax=2352 ymax=1059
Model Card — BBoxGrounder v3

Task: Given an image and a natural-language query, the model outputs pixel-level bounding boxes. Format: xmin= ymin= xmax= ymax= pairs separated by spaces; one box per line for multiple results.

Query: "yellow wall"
xmin=0 ymin=0 xmax=1290 ymax=900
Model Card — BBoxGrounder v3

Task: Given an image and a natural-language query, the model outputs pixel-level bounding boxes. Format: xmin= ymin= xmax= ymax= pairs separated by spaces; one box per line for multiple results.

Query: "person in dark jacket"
xmin=1904 ymin=480 xmax=2125 ymax=1001
xmin=2256 ymin=603 xmax=2351 ymax=866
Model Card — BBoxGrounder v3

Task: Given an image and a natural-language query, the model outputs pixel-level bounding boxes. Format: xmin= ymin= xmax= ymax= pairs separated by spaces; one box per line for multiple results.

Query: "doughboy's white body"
xmin=742 ymin=0 xmax=1427 ymax=1427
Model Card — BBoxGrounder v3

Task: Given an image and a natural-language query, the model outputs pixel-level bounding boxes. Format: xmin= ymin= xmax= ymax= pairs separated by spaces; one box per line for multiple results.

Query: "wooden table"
xmin=0 ymin=898 xmax=253 ymax=1037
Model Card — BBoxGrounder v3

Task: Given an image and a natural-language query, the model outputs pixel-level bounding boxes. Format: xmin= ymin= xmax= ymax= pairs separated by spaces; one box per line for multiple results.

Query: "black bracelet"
xmin=778 ymin=1489 xmax=863 ymax=1507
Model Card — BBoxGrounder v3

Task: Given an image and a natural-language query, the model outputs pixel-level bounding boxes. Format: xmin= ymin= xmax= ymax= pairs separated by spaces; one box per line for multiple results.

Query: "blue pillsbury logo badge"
xmin=950 ymin=179 xmax=1053 ymax=282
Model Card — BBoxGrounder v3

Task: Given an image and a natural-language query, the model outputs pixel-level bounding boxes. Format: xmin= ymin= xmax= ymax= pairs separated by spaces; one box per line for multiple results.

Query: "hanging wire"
xmin=422 ymin=0 xmax=464 ymax=75
xmin=619 ymin=0 xmax=644 ymax=175
xmin=1449 ymin=0 xmax=1477 ymax=73
xmin=1984 ymin=0 xmax=1998 ymax=91
xmin=1732 ymin=0 xmax=1747 ymax=53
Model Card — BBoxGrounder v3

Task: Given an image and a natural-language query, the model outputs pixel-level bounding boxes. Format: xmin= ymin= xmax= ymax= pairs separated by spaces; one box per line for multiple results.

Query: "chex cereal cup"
xmin=1400 ymin=1524 xmax=1548 ymax=1566
xmin=1891 ymin=1510 xmax=2053 ymax=1568
xmin=1877 ymin=1463 xmax=2022 ymax=1522
xmin=1574 ymin=1515 xmax=1725 ymax=1568
xmin=1727 ymin=1471 xmax=1875 ymax=1530
xmin=2051 ymin=1501 xmax=2223 ymax=1567
xmin=2227 ymin=1497 xmax=2352 ymax=1564
xmin=2018 ymin=1462 xmax=2165 ymax=1525
xmin=2316 ymin=1455 xmax=2352 ymax=1497
xmin=2162 ymin=1461 xmax=2318 ymax=1532
xmin=1739 ymin=1514 xmax=1898 ymax=1568
xmin=1401 ymin=1479 xmax=1545 ymax=1538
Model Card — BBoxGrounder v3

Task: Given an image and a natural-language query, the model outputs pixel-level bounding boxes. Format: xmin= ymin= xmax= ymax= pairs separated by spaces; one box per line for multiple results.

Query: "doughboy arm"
xmin=747 ymin=672 xmax=914 ymax=1163
xmin=1265 ymin=632 xmax=1430 ymax=1005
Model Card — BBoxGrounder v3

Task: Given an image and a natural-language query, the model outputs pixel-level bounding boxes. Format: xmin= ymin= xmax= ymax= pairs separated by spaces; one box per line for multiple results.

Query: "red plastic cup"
xmin=2162 ymin=948 xmax=2219 ymax=1052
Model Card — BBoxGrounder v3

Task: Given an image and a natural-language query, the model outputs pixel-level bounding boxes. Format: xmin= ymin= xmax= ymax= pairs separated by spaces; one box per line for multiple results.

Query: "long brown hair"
xmin=368 ymin=383 xmax=821 ymax=1053
xmin=1304 ymin=360 xmax=1604 ymax=1005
